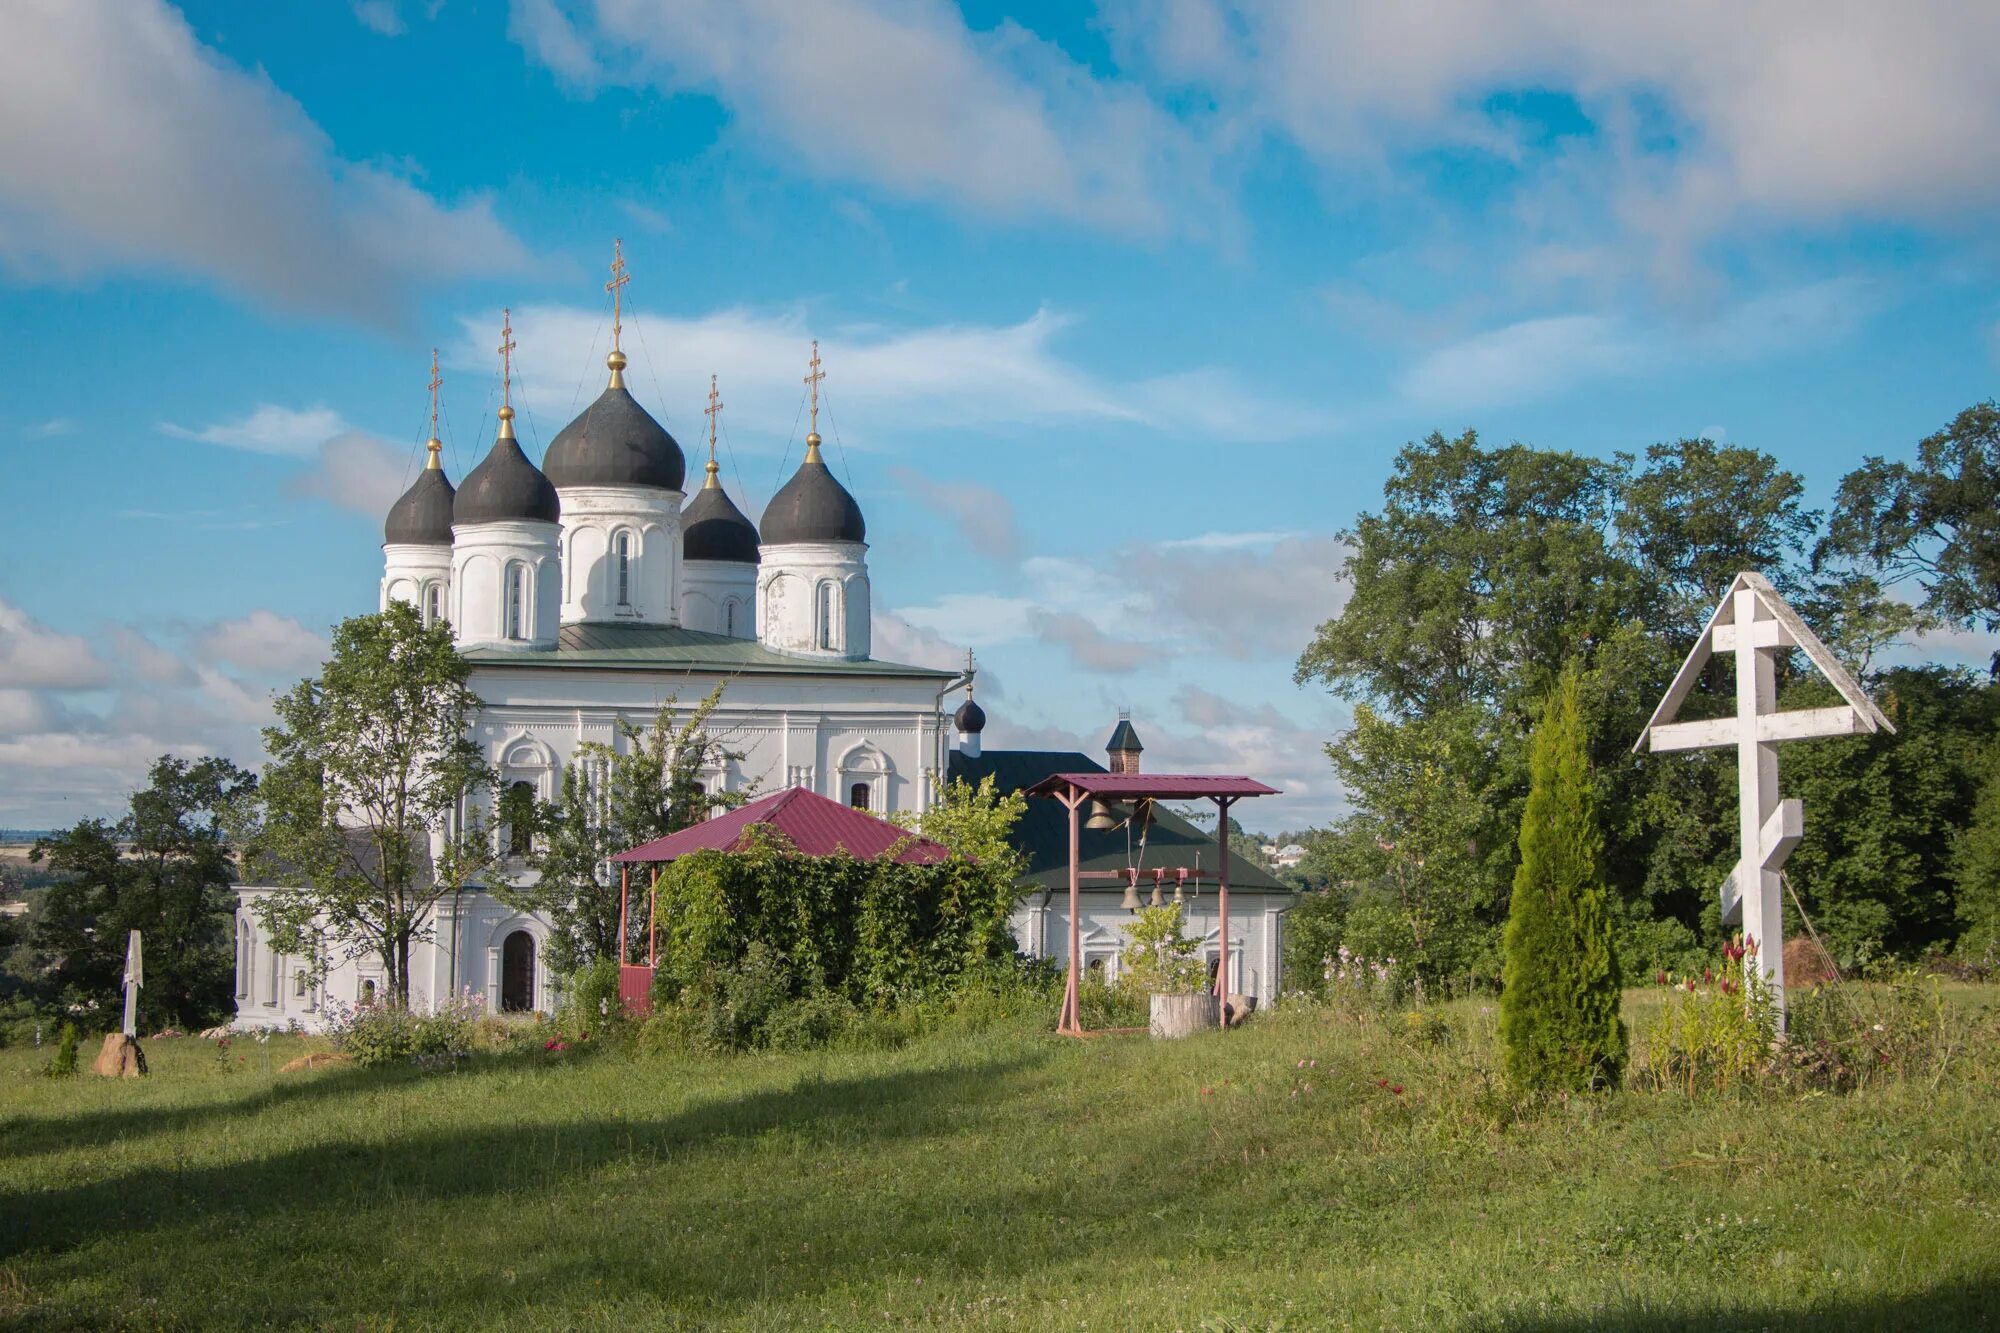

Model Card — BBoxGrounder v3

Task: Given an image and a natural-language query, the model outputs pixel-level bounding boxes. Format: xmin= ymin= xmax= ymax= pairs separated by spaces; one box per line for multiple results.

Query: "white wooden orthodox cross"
xmin=1633 ymin=572 xmax=1894 ymax=1023
xmin=121 ymin=929 xmax=143 ymax=1038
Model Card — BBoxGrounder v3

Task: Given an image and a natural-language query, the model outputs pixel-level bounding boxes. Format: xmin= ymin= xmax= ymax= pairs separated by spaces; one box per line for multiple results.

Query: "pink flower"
xmin=1392 ymin=1085 xmax=1404 ymax=1096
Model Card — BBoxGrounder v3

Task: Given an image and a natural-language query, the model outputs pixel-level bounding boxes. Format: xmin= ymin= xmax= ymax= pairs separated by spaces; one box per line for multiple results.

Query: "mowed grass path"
xmin=2 ymin=991 xmax=1997 ymax=1330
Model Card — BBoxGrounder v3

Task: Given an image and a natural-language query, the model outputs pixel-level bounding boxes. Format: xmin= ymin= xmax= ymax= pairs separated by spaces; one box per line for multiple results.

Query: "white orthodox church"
xmin=232 ymin=291 xmax=1293 ymax=1029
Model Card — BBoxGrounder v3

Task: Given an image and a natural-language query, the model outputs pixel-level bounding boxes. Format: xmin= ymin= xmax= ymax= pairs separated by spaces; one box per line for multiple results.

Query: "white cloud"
xmin=162 ymin=404 xmax=348 ymax=457
xmin=1028 ymin=610 xmax=1162 ymax=674
xmin=197 ymin=611 xmax=328 ymax=676
xmin=1112 ymin=1 xmax=2000 ymax=231
xmin=0 ymin=601 xmax=109 ymax=690
xmin=521 ymin=0 xmax=1215 ymax=235
xmin=351 ymin=0 xmax=407 ymax=36
xmin=510 ymin=0 xmax=600 ymax=89
xmin=0 ymin=0 xmax=531 ymax=322
xmin=290 ymin=431 xmax=414 ymax=517
xmin=456 ymin=301 xmax=1327 ymax=480
xmin=889 ymin=468 xmax=1021 ymax=561
xmin=27 ymin=417 xmax=76 ymax=438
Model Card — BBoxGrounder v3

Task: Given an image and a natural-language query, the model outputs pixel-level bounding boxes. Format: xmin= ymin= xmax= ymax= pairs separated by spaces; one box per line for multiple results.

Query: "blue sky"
xmin=2 ymin=0 xmax=1997 ymax=829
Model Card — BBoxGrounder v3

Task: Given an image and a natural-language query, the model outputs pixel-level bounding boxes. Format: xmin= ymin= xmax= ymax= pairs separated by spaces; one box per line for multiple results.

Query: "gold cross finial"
xmin=702 ymin=374 xmax=723 ymax=489
xmin=606 ymin=237 xmax=629 ymax=352
xmin=425 ymin=348 xmax=443 ymax=469
xmin=804 ymin=340 xmax=825 ymax=459
xmin=497 ymin=308 xmax=517 ymax=438
xmin=965 ymin=649 xmax=976 ymax=695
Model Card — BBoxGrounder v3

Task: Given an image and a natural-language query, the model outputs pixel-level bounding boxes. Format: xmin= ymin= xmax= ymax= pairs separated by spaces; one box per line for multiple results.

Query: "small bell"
xmin=1148 ymin=873 xmax=1164 ymax=907
xmin=1121 ymin=873 xmax=1142 ymax=911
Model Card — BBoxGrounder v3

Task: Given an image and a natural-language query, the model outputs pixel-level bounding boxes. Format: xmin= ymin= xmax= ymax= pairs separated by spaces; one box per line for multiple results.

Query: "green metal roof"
xmin=462 ymin=622 xmax=954 ymax=678
xmin=1106 ymin=717 xmax=1144 ymax=752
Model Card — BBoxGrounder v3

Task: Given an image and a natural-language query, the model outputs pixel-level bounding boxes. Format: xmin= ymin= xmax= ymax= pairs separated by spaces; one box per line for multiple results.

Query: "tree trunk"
xmin=394 ymin=934 xmax=412 ymax=1006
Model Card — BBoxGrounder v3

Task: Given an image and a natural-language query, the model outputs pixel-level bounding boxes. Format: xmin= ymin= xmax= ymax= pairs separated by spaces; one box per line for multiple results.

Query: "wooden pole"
xmin=1215 ymin=796 xmax=1233 ymax=1025
xmin=648 ymin=866 xmax=660 ymax=969
xmin=1057 ymin=787 xmax=1083 ymax=1035
xmin=618 ymin=865 xmax=629 ymax=966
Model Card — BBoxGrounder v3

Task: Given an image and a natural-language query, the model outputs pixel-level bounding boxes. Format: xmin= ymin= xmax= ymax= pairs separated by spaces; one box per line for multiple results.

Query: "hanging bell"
xmin=1121 ymin=873 xmax=1142 ymax=911
xmin=1086 ymin=799 xmax=1124 ymax=832
xmin=1148 ymin=874 xmax=1165 ymax=907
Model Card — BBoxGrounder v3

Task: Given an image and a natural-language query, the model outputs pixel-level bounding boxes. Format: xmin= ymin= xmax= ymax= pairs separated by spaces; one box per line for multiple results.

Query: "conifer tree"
xmin=1500 ymin=669 xmax=1626 ymax=1092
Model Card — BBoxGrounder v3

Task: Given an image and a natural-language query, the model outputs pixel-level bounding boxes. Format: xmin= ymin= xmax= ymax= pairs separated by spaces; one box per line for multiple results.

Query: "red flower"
xmin=1392 ymin=1085 xmax=1405 ymax=1095
xmin=1656 ymin=970 xmax=1668 ymax=986
xmin=1702 ymin=967 xmax=1713 ymax=983
xmin=1377 ymin=1078 xmax=1390 ymax=1088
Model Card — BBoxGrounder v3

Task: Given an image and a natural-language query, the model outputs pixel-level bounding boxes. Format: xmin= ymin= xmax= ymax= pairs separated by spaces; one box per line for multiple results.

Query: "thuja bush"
xmin=1500 ymin=671 xmax=1627 ymax=1094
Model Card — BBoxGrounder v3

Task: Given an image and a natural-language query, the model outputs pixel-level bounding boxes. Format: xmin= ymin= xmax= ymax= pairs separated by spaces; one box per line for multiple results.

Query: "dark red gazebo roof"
xmin=609 ymin=786 xmax=951 ymax=865
xmin=1022 ymin=773 xmax=1280 ymax=800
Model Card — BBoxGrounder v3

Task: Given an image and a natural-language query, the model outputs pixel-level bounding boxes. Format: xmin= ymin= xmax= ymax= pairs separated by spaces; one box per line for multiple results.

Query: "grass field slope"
xmin=3 ymin=989 xmax=1997 ymax=1330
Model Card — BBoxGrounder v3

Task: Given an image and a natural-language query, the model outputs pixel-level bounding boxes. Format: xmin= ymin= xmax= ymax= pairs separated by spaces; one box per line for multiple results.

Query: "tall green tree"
xmin=29 ymin=756 xmax=253 ymax=1030
xmin=1500 ymin=672 xmax=1626 ymax=1093
xmin=503 ymin=686 xmax=748 ymax=974
xmin=240 ymin=602 xmax=498 ymax=1005
xmin=1820 ymin=401 xmax=2000 ymax=651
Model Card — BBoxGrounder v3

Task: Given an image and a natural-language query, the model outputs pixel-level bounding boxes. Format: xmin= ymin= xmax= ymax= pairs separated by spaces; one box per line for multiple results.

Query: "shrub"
xmin=1783 ymin=967 xmax=1962 ymax=1090
xmin=326 ymin=990 xmax=483 ymax=1069
xmin=562 ymin=956 xmax=625 ymax=1037
xmin=1119 ymin=903 xmax=1206 ymax=994
xmin=46 ymin=1021 xmax=79 ymax=1078
xmin=699 ymin=942 xmax=792 ymax=1052
xmin=1500 ymin=671 xmax=1627 ymax=1094
xmin=636 ymin=1005 xmax=704 ymax=1057
xmin=764 ymin=989 xmax=860 ymax=1051
xmin=1638 ymin=974 xmax=1777 ymax=1095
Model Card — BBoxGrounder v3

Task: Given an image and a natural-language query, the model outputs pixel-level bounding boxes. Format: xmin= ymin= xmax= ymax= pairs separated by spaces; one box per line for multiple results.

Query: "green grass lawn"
xmin=3 ymin=989 xmax=1997 ymax=1331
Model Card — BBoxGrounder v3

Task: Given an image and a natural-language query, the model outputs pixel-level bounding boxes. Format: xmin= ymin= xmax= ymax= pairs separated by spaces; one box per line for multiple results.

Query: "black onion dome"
xmin=760 ymin=447 xmax=865 ymax=545
xmin=453 ymin=427 xmax=560 ymax=525
xmin=682 ymin=481 xmax=761 ymax=563
xmin=954 ymin=697 xmax=986 ymax=734
xmin=543 ymin=383 xmax=685 ymax=491
xmin=384 ymin=465 xmax=456 ymax=545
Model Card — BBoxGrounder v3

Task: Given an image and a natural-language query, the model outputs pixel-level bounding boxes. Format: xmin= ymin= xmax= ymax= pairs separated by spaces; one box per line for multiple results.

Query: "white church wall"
xmin=451 ymin=521 xmax=561 ymax=649
xmin=1007 ymin=889 xmax=1292 ymax=1005
xmin=557 ymin=486 xmax=681 ymax=625
xmin=380 ymin=543 xmax=452 ymax=624
xmin=757 ymin=541 xmax=869 ymax=659
xmin=681 ymin=559 xmax=757 ymax=638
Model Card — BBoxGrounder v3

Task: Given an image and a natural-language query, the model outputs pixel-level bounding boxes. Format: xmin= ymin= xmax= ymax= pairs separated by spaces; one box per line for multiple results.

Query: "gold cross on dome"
xmin=605 ymin=238 xmax=629 ymax=352
xmin=705 ymin=374 xmax=723 ymax=456
xmin=427 ymin=348 xmax=442 ymax=436
xmin=498 ymin=309 xmax=516 ymax=409
xmin=804 ymin=339 xmax=824 ymax=435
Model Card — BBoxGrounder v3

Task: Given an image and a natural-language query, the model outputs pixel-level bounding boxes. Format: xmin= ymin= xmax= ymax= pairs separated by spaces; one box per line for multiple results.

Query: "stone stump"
xmin=1150 ymin=992 xmax=1221 ymax=1039
xmin=91 ymin=1033 xmax=147 ymax=1078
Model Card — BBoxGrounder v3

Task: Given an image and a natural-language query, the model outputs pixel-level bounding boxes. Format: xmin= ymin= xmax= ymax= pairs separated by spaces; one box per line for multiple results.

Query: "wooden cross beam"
xmin=1635 ymin=572 xmax=1893 ymax=1024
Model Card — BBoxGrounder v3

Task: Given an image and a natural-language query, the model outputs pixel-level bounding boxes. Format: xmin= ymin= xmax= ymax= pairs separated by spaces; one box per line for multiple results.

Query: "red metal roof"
xmin=1022 ymin=773 xmax=1281 ymax=800
xmin=609 ymin=786 xmax=952 ymax=864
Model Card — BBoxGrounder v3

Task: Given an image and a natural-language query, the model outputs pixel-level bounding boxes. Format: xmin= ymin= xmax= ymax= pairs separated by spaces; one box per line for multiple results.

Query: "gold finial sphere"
xmin=498 ymin=404 xmax=515 ymax=421
xmin=607 ymin=349 xmax=627 ymax=371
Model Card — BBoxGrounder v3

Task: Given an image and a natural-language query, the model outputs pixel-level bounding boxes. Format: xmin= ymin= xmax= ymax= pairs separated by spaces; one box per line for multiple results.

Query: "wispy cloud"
xmin=289 ymin=431 xmax=414 ymax=516
xmin=26 ymin=417 xmax=77 ymax=438
xmin=162 ymin=405 xmax=347 ymax=457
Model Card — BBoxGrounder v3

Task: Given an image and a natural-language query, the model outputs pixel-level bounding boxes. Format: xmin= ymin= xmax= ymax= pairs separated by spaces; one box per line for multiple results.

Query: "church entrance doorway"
xmin=501 ymin=930 xmax=536 ymax=1012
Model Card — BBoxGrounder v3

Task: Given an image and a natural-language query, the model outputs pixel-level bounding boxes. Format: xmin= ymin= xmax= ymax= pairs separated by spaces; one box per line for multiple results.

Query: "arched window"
xmin=724 ymin=598 xmax=736 ymax=637
xmin=423 ymin=582 xmax=444 ymax=627
xmin=505 ymin=780 xmax=536 ymax=856
xmin=614 ymin=531 xmax=632 ymax=607
xmin=505 ymin=562 xmax=526 ymax=640
xmin=849 ymin=781 xmax=871 ymax=811
xmin=816 ymin=582 xmax=838 ymax=651
xmin=359 ymin=978 xmax=377 ymax=1007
